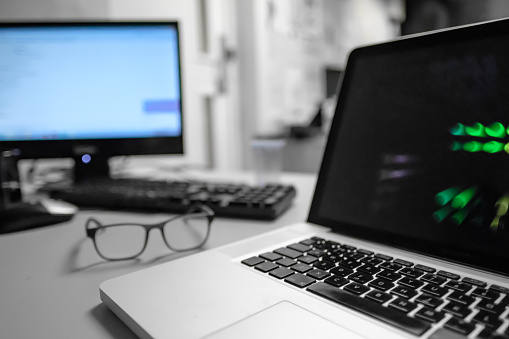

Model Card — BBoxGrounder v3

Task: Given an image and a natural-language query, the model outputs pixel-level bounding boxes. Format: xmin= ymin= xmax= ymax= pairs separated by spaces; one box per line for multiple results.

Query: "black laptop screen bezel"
xmin=308 ymin=18 xmax=509 ymax=277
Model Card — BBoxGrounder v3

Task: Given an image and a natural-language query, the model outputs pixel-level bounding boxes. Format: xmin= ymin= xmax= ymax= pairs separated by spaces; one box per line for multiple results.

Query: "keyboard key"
xmin=365 ymin=290 xmax=393 ymax=304
xmin=338 ymin=258 xmax=362 ymax=269
xmin=437 ymin=270 xmax=460 ymax=280
xmin=389 ymin=298 xmax=419 ymax=313
xmin=471 ymin=288 xmax=500 ymax=301
xmin=444 ymin=317 xmax=476 ymax=335
xmin=421 ymin=283 xmax=448 ymax=297
xmin=391 ymin=285 xmax=418 ymax=299
xmin=307 ymin=249 xmax=326 ymax=258
xmin=399 ymin=277 xmax=425 ymax=289
xmin=462 ymin=277 xmax=487 ymax=287
xmin=274 ymin=247 xmax=302 ymax=259
xmin=324 ymin=275 xmax=349 ymax=288
xmin=308 ymin=283 xmax=430 ymax=337
xmin=447 ymin=291 xmax=475 ymax=306
xmin=307 ymin=269 xmax=330 ymax=280
xmin=313 ymin=260 xmax=335 ymax=270
xmin=290 ymin=263 xmax=313 ymax=273
xmin=344 ymin=282 xmax=370 ymax=295
xmin=394 ymin=258 xmax=413 ymax=267
xmin=429 ymin=328 xmax=472 ymax=339
xmin=269 ymin=267 xmax=294 ymax=279
xmin=298 ymin=255 xmax=318 ymax=265
xmin=276 ymin=258 xmax=297 ymax=267
xmin=444 ymin=281 xmax=472 ymax=293
xmin=299 ymin=238 xmax=317 ymax=246
xmin=259 ymin=252 xmax=282 ymax=261
xmin=357 ymin=248 xmax=374 ymax=256
xmin=330 ymin=266 xmax=353 ymax=277
xmin=374 ymin=253 xmax=393 ymax=261
xmin=322 ymin=253 xmax=341 ymax=263
xmin=399 ymin=267 xmax=424 ymax=279
xmin=349 ymin=271 xmax=374 ymax=284
xmin=442 ymin=301 xmax=472 ymax=318
xmin=284 ymin=273 xmax=316 ymax=288
xmin=358 ymin=264 xmax=381 ymax=275
xmin=471 ymin=310 xmax=503 ymax=329
xmin=241 ymin=256 xmax=264 ymax=266
xmin=377 ymin=270 xmax=402 ymax=282
xmin=415 ymin=307 xmax=445 ymax=323
xmin=368 ymin=278 xmax=395 ymax=291
xmin=476 ymin=299 xmax=506 ymax=315
xmin=489 ymin=284 xmax=509 ymax=294
xmin=476 ymin=328 xmax=502 ymax=339
xmin=360 ymin=257 xmax=383 ymax=266
xmin=415 ymin=294 xmax=444 ymax=309
xmin=254 ymin=261 xmax=279 ymax=272
xmin=288 ymin=243 xmax=312 ymax=253
xmin=415 ymin=264 xmax=436 ymax=273
xmin=421 ymin=273 xmax=447 ymax=285
xmin=379 ymin=261 xmax=402 ymax=271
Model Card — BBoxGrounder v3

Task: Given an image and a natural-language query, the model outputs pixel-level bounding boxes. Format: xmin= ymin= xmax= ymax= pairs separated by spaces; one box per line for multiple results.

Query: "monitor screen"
xmin=0 ymin=22 xmax=184 ymax=177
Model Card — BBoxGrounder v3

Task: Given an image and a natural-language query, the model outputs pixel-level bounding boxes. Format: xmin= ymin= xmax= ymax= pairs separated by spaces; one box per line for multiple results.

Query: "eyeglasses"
xmin=85 ymin=204 xmax=215 ymax=261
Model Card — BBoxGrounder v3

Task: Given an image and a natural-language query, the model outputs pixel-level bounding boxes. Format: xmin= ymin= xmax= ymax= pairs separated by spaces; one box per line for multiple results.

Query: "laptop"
xmin=100 ymin=18 xmax=509 ymax=339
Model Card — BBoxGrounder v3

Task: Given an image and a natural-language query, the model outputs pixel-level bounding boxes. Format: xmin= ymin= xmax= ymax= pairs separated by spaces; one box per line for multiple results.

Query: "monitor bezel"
xmin=0 ymin=20 xmax=184 ymax=160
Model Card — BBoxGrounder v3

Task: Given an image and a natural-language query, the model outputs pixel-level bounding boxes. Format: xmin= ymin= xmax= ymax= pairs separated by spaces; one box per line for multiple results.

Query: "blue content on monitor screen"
xmin=0 ymin=24 xmax=182 ymax=141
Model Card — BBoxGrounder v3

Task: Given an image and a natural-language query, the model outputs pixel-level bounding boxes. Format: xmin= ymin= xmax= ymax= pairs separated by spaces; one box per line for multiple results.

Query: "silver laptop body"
xmin=101 ymin=19 xmax=509 ymax=339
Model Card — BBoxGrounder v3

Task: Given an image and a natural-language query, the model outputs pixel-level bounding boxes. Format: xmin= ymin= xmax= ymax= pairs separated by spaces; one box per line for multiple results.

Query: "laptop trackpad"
xmin=205 ymin=301 xmax=367 ymax=339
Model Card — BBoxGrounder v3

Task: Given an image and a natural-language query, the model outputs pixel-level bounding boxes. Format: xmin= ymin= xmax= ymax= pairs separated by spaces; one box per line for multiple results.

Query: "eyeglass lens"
xmin=94 ymin=224 xmax=146 ymax=260
xmin=162 ymin=213 xmax=210 ymax=251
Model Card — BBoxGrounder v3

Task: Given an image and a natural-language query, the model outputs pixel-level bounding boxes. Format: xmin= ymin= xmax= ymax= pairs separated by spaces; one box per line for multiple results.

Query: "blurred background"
xmin=2 ymin=0 xmax=509 ymax=174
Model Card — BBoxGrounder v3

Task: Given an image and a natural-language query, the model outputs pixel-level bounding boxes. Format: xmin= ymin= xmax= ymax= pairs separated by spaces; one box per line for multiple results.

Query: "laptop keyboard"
xmin=241 ymin=237 xmax=509 ymax=338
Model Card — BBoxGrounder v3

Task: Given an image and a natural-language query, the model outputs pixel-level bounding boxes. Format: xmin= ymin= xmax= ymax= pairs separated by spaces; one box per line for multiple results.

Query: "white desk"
xmin=0 ymin=171 xmax=316 ymax=339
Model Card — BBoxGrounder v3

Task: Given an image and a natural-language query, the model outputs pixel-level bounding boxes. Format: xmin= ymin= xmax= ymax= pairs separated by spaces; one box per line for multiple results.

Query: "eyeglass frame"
xmin=85 ymin=203 xmax=215 ymax=261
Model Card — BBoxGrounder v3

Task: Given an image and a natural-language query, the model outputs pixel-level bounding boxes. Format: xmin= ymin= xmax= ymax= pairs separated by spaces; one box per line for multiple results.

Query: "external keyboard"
xmin=47 ymin=178 xmax=296 ymax=220
xmin=242 ymin=237 xmax=509 ymax=338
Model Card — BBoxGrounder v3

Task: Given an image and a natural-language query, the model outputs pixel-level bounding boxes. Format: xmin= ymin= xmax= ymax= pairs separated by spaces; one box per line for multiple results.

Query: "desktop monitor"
xmin=0 ymin=21 xmax=184 ymax=181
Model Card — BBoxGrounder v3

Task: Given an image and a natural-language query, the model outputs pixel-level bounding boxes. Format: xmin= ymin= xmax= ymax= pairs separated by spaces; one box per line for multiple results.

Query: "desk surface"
xmin=0 ymin=171 xmax=316 ymax=339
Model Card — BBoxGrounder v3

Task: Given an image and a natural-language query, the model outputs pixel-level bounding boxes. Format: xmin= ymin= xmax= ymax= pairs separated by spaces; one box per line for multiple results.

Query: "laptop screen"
xmin=309 ymin=19 xmax=509 ymax=276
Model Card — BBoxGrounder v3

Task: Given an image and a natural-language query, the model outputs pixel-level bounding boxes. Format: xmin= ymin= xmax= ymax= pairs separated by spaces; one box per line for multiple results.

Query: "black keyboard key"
xmin=415 ymin=264 xmax=436 ymax=273
xmin=349 ymin=271 xmax=373 ymax=284
xmin=269 ymin=267 xmax=294 ymax=279
xmin=357 ymin=248 xmax=374 ymax=256
xmin=437 ymin=270 xmax=460 ymax=280
xmin=313 ymin=260 xmax=335 ymax=270
xmin=394 ymin=258 xmax=413 ymax=267
xmin=290 ymin=263 xmax=313 ymax=273
xmin=368 ymin=278 xmax=395 ymax=291
xmin=358 ymin=264 xmax=381 ymax=275
xmin=308 ymin=283 xmax=430 ymax=336
xmin=307 ymin=269 xmax=330 ymax=280
xmin=415 ymin=294 xmax=444 ymax=309
xmin=299 ymin=238 xmax=317 ymax=246
xmin=415 ymin=307 xmax=445 ymax=323
xmin=330 ymin=266 xmax=353 ymax=277
xmin=421 ymin=283 xmax=448 ymax=297
xmin=276 ymin=258 xmax=297 ymax=267
xmin=322 ymin=253 xmax=341 ymax=263
xmin=444 ymin=317 xmax=476 ymax=336
xmin=259 ymin=252 xmax=282 ymax=261
xmin=389 ymin=298 xmax=419 ymax=313
xmin=324 ymin=275 xmax=349 ymax=288
xmin=476 ymin=299 xmax=506 ymax=315
xmin=365 ymin=290 xmax=393 ymax=304
xmin=360 ymin=257 xmax=383 ymax=266
xmin=399 ymin=267 xmax=424 ymax=279
xmin=307 ymin=249 xmax=326 ymax=258
xmin=274 ymin=247 xmax=302 ymax=259
xmin=379 ymin=261 xmax=402 ymax=271
xmin=377 ymin=270 xmax=402 ymax=282
xmin=421 ymin=273 xmax=447 ymax=285
xmin=241 ymin=256 xmax=264 ymax=266
xmin=288 ymin=243 xmax=312 ymax=253
xmin=471 ymin=288 xmax=500 ymax=301
xmin=429 ymin=328 xmax=472 ymax=339
xmin=338 ymin=258 xmax=362 ymax=269
xmin=391 ymin=285 xmax=418 ymax=299
xmin=476 ymin=328 xmax=502 ymax=339
xmin=344 ymin=282 xmax=370 ymax=295
xmin=472 ymin=310 xmax=503 ymax=329
xmin=442 ymin=301 xmax=472 ymax=318
xmin=284 ymin=273 xmax=316 ymax=288
xmin=399 ymin=276 xmax=425 ymax=289
xmin=254 ymin=261 xmax=279 ymax=272
xmin=374 ymin=253 xmax=393 ymax=261
xmin=499 ymin=295 xmax=509 ymax=305
xmin=444 ymin=281 xmax=472 ymax=293
xmin=462 ymin=277 xmax=487 ymax=287
xmin=447 ymin=291 xmax=475 ymax=306
xmin=490 ymin=284 xmax=509 ymax=294
xmin=298 ymin=255 xmax=318 ymax=265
